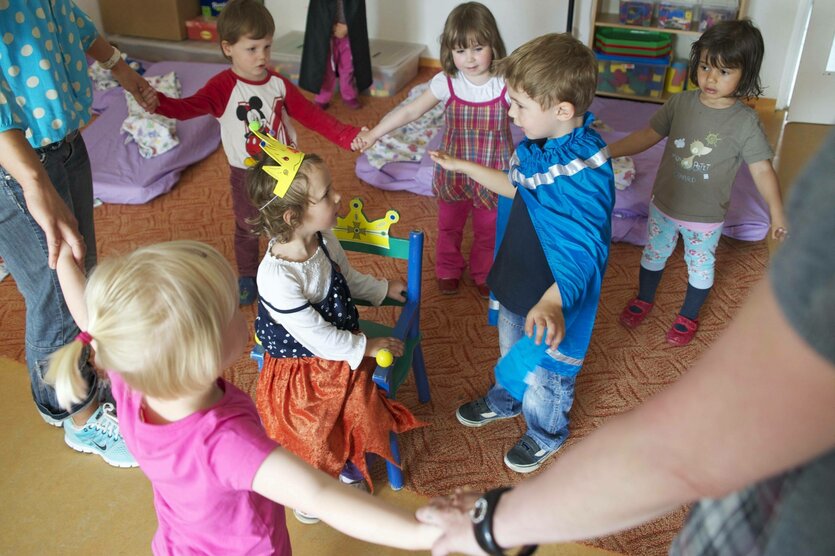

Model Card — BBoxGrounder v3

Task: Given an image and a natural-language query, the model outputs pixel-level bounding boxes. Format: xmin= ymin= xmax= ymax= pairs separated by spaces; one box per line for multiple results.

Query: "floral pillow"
xmin=121 ymin=72 xmax=180 ymax=158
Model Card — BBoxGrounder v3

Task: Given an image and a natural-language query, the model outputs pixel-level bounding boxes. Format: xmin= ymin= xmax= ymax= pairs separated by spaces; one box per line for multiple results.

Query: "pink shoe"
xmin=666 ymin=315 xmax=698 ymax=346
xmin=437 ymin=278 xmax=459 ymax=295
xmin=344 ymin=98 xmax=361 ymax=110
xmin=314 ymin=101 xmax=330 ymax=111
xmin=619 ymin=297 xmax=653 ymax=329
xmin=475 ymin=283 xmax=491 ymax=299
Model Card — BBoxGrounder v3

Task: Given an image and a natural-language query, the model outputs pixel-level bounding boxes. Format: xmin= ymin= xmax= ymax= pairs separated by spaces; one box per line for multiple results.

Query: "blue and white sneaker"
xmin=63 ymin=403 xmax=137 ymax=468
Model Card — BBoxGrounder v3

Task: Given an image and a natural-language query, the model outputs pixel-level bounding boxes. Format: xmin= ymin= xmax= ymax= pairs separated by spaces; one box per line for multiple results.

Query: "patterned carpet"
xmin=0 ymin=67 xmax=769 ymax=555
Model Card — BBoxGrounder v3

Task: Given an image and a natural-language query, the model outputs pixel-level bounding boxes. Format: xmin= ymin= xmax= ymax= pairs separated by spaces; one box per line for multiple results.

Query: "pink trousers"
xmin=436 ymin=199 xmax=497 ymax=285
xmin=315 ymin=35 xmax=358 ymax=104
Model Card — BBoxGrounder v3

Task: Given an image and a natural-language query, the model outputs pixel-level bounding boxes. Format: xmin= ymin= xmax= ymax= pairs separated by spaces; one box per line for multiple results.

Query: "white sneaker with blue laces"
xmin=63 ymin=402 xmax=137 ymax=468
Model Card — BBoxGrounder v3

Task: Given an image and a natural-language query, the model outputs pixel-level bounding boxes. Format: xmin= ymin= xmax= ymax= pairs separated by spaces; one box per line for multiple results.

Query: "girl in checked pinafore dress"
xmin=247 ymin=154 xmax=422 ymax=510
xmin=359 ymin=2 xmax=512 ymax=297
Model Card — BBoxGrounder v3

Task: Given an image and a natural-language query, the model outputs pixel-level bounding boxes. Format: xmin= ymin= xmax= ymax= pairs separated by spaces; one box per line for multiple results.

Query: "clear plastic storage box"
xmin=596 ymin=52 xmax=670 ymax=99
xmin=618 ymin=1 xmax=655 ymax=27
xmin=699 ymin=1 xmax=738 ymax=31
xmin=655 ymin=1 xmax=698 ymax=30
xmin=272 ymin=32 xmax=425 ymax=97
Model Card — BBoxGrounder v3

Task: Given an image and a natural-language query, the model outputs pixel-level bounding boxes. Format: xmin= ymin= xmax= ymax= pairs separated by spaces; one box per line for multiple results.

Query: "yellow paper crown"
xmin=333 ymin=198 xmax=400 ymax=249
xmin=249 ymin=121 xmax=304 ymax=198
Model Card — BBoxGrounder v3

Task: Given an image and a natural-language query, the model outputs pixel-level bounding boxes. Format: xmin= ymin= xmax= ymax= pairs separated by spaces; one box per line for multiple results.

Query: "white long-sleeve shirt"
xmin=256 ymin=230 xmax=388 ymax=369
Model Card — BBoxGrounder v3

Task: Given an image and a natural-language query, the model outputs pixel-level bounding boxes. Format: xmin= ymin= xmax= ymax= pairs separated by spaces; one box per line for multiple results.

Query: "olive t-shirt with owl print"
xmin=648 ymin=89 xmax=773 ymax=223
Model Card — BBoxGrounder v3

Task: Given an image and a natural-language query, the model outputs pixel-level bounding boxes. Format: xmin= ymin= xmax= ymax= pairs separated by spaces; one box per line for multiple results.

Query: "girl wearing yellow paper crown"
xmin=246 ymin=133 xmax=423 ymax=525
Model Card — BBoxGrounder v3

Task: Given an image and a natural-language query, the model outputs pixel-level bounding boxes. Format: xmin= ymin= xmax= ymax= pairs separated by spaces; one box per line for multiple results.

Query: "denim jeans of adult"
xmin=0 ymin=132 xmax=99 ymax=420
xmin=484 ymin=305 xmax=576 ymax=451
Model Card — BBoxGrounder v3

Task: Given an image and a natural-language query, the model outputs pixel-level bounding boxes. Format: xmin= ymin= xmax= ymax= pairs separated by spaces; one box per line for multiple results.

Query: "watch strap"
xmin=472 ymin=487 xmax=512 ymax=555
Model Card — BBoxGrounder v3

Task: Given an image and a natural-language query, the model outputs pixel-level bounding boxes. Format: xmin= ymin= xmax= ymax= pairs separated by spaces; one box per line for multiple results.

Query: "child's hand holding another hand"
xmin=353 ymin=128 xmax=376 ymax=152
xmin=429 ymin=150 xmax=464 ymax=173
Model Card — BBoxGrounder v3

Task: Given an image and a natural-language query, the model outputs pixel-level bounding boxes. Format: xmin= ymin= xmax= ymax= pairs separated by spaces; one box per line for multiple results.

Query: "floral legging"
xmin=640 ymin=204 xmax=723 ymax=289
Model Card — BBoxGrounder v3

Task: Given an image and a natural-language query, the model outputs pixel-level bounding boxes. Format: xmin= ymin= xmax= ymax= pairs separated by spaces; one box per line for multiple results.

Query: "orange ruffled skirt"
xmin=256 ymin=353 xmax=424 ymax=488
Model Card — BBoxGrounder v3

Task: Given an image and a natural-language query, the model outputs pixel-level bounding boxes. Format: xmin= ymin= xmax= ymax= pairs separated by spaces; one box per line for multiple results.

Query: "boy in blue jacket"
xmin=431 ymin=33 xmax=615 ymax=473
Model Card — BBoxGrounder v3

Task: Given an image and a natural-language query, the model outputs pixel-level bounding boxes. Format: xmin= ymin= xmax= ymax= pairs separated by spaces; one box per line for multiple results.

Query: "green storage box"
xmin=594 ymin=28 xmax=672 ymax=58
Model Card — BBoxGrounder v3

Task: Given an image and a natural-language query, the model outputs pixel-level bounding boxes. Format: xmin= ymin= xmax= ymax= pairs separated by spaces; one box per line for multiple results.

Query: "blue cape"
xmin=495 ymin=113 xmax=615 ymax=400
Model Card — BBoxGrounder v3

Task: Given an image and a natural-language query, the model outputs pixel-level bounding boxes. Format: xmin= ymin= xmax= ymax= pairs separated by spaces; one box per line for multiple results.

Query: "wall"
xmin=81 ymin=0 xmax=799 ymax=100
xmin=264 ymin=0 xmax=577 ymax=57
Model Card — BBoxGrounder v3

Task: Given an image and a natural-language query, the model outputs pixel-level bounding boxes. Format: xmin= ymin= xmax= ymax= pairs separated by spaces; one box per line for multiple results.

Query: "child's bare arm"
xmin=526 ymin=283 xmax=565 ymax=349
xmin=607 ymin=126 xmax=664 ymax=158
xmin=55 ymin=242 xmax=89 ymax=330
xmin=429 ymin=151 xmax=516 ymax=198
xmin=253 ymin=448 xmax=440 ymax=550
xmin=361 ymin=88 xmax=441 ymax=151
xmin=748 ymin=159 xmax=788 ymax=241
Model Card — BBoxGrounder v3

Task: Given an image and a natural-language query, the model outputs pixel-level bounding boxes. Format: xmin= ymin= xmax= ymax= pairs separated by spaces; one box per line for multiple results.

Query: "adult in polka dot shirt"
xmin=0 ymin=0 xmax=157 ymax=464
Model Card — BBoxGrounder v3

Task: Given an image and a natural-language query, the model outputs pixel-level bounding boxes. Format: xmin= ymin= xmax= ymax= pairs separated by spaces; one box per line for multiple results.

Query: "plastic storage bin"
xmin=655 ymin=1 xmax=697 ymax=30
xmin=272 ymin=32 xmax=424 ymax=97
xmin=272 ymin=31 xmax=305 ymax=84
xmin=618 ymin=1 xmax=655 ymax=26
xmin=664 ymin=59 xmax=688 ymax=94
xmin=699 ymin=1 xmax=738 ymax=31
xmin=594 ymin=28 xmax=672 ymax=58
xmin=367 ymin=39 xmax=425 ymax=97
xmin=596 ymin=52 xmax=670 ymax=98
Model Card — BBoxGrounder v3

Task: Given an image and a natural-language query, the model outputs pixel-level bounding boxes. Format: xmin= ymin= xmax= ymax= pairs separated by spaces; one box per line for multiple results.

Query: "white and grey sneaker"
xmin=456 ymin=397 xmax=519 ymax=428
xmin=503 ymin=434 xmax=561 ymax=474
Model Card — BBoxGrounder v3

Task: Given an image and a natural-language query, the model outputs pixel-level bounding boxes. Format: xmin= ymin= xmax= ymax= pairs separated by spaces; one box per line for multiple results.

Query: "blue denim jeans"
xmin=485 ymin=305 xmax=576 ymax=451
xmin=0 ymin=133 xmax=99 ymax=420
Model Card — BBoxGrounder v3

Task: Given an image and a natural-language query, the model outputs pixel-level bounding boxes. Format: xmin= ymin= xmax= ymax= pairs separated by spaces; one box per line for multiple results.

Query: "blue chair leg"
xmin=386 ymin=431 xmax=404 ymax=491
xmin=413 ymin=344 xmax=430 ymax=404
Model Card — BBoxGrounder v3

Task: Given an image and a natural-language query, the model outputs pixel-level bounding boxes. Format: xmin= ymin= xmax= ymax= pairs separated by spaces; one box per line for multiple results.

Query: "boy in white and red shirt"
xmin=153 ymin=0 xmax=362 ymax=305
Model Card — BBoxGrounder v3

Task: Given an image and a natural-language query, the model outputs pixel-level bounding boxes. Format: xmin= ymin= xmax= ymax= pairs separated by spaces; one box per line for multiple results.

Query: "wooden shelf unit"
xmin=589 ymin=0 xmax=749 ymax=102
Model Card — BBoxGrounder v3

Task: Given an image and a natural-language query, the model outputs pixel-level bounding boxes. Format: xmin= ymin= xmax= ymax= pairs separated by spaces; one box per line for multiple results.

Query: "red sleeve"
xmin=277 ymin=72 xmax=360 ymax=151
xmin=155 ymin=70 xmax=234 ymax=121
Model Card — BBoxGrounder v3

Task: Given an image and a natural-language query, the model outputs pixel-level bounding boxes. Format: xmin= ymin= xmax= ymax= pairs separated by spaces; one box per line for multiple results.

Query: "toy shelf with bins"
xmin=589 ymin=0 xmax=748 ymax=103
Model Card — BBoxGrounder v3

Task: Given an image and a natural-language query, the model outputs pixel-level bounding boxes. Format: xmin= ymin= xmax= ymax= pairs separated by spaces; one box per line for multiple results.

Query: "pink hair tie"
xmin=76 ymin=331 xmax=94 ymax=345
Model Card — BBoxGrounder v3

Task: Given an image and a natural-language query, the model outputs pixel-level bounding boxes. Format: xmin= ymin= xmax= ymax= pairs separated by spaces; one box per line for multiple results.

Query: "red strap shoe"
xmin=619 ymin=297 xmax=654 ymax=329
xmin=666 ymin=315 xmax=699 ymax=346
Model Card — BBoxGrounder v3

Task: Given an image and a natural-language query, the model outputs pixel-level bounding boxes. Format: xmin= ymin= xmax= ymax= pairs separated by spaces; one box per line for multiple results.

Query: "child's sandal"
xmin=665 ymin=315 xmax=699 ymax=346
xmin=619 ymin=297 xmax=653 ymax=329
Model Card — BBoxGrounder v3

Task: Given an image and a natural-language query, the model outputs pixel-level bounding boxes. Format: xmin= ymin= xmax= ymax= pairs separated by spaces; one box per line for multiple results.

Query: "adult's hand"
xmin=0 ymin=130 xmax=85 ymax=269
xmin=111 ymin=60 xmax=158 ymax=112
xmin=416 ymin=490 xmax=484 ymax=556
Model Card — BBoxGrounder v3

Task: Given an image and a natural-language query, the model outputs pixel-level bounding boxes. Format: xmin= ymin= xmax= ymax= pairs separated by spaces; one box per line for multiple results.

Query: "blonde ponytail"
xmin=46 ymin=336 xmax=92 ymax=410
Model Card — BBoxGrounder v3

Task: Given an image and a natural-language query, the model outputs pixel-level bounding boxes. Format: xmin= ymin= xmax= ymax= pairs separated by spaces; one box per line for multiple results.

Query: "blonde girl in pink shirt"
xmin=47 ymin=240 xmax=438 ymax=554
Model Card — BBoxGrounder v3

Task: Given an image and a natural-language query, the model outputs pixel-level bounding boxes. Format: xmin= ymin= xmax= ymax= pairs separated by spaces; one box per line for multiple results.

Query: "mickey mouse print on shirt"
xmin=236 ymin=95 xmax=289 ymax=166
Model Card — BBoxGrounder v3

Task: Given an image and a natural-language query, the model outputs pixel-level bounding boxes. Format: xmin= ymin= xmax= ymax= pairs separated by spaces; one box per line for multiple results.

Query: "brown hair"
xmin=688 ymin=19 xmax=765 ymax=99
xmin=217 ymin=0 xmax=275 ymax=58
xmin=247 ymin=154 xmax=326 ymax=244
xmin=497 ymin=33 xmax=597 ymax=114
xmin=439 ymin=2 xmax=506 ymax=76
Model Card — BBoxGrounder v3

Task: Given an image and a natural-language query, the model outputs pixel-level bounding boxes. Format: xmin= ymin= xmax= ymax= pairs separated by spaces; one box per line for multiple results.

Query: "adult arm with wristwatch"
xmin=416 ymin=133 xmax=835 ymax=555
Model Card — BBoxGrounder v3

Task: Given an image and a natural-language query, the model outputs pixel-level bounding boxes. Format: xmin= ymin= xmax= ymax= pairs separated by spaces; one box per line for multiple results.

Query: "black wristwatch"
xmin=470 ymin=487 xmax=538 ymax=556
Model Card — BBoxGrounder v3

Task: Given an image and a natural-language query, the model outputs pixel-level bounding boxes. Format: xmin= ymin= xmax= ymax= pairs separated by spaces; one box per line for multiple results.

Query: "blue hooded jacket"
xmin=495 ymin=113 xmax=615 ymax=400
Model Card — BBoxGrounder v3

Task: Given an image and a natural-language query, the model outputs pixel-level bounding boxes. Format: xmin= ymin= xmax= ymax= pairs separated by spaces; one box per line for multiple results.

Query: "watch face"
xmin=470 ymin=497 xmax=488 ymax=524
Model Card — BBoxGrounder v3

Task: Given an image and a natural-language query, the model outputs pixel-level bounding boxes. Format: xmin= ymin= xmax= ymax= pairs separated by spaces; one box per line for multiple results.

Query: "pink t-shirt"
xmin=109 ymin=372 xmax=291 ymax=555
